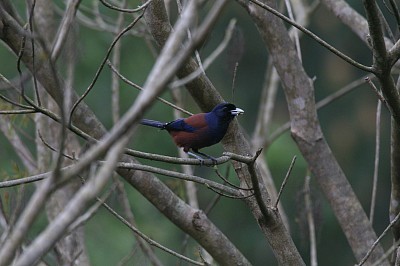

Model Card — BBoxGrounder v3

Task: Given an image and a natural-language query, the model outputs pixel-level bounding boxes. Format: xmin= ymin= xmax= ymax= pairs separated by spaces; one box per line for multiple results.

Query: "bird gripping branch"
xmin=140 ymin=103 xmax=244 ymax=161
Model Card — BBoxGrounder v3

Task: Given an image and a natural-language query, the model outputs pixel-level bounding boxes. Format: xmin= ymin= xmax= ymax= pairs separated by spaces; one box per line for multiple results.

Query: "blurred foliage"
xmin=0 ymin=0 xmax=396 ymax=265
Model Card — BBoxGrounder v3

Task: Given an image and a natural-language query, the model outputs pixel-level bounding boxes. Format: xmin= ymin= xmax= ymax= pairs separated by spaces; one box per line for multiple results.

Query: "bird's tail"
xmin=140 ymin=119 xmax=167 ymax=129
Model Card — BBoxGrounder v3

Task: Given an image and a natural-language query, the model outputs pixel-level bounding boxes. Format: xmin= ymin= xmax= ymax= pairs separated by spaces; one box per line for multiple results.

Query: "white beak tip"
xmin=231 ymin=108 xmax=244 ymax=116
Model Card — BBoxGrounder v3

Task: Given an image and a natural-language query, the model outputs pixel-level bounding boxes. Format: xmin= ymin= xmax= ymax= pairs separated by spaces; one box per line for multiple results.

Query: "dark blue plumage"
xmin=140 ymin=103 xmax=244 ymax=160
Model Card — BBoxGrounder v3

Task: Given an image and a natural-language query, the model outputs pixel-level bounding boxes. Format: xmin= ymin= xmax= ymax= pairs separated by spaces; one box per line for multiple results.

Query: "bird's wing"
xmin=166 ymin=114 xmax=208 ymax=132
xmin=165 ymin=118 xmax=196 ymax=132
xmin=183 ymin=113 xmax=208 ymax=129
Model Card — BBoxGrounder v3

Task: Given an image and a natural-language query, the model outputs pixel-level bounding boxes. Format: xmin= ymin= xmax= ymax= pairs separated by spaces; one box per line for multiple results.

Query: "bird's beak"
xmin=230 ymin=107 xmax=244 ymax=116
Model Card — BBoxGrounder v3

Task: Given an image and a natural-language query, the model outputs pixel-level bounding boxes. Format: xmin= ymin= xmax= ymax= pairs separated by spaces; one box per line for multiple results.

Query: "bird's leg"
xmin=187 ymin=151 xmax=205 ymax=165
xmin=190 ymin=150 xmax=218 ymax=165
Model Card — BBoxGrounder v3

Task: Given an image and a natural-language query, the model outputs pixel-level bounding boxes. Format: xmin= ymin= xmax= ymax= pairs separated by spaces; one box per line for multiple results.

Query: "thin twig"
xmin=107 ymin=60 xmax=193 ymax=116
xmin=274 ymin=156 xmax=297 ymax=210
xmin=116 ymin=162 xmax=241 ymax=197
xmin=27 ymin=0 xmax=41 ymax=107
xmin=365 ymin=77 xmax=387 ymax=105
xmin=11 ymin=135 xmax=131 ymax=266
xmin=205 ymin=184 xmax=254 ymax=199
xmin=369 ymin=100 xmax=381 ymax=224
xmin=0 ymin=92 xmax=35 ymax=110
xmin=67 ymin=182 xmax=118 ymax=233
xmin=170 ymin=19 xmax=237 ymax=88
xmin=370 ymin=239 xmax=400 ymax=266
xmin=214 ymin=169 xmax=253 ymax=191
xmin=37 ymin=131 xmax=75 ymax=161
xmin=16 ymin=25 xmax=34 ymax=108
xmin=0 ymin=109 xmax=36 ymax=114
xmin=357 ymin=211 xmax=400 ymax=265
xmin=99 ymin=0 xmax=152 ymax=13
xmin=317 ymin=74 xmax=375 ymax=109
xmin=102 ymin=198 xmax=204 ymax=266
xmin=284 ymin=0 xmax=302 ymax=62
xmin=304 ymin=175 xmax=318 ymax=266
xmin=204 ymin=166 xmax=231 ymax=214
xmin=51 ymin=0 xmax=82 ymax=60
xmin=110 ymin=0 xmax=126 ymax=124
xmin=0 ymin=74 xmax=36 ymax=110
xmin=0 ymin=115 xmax=36 ymax=172
xmin=69 ymin=12 xmax=146 ymax=123
xmin=114 ymin=178 xmax=163 ymax=266
xmin=126 ymin=148 xmax=231 ymax=165
xmin=0 ymin=166 xmax=57 ymax=265
xmin=252 ymin=60 xmax=279 ymax=148
xmin=72 ymin=5 xmax=146 ymax=37
xmin=269 ymin=74 xmax=373 ymax=143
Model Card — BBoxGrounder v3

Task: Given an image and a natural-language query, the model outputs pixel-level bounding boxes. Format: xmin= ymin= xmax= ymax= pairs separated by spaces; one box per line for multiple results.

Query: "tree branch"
xmin=241 ymin=0 xmax=388 ymax=264
xmin=248 ymin=0 xmax=374 ymax=73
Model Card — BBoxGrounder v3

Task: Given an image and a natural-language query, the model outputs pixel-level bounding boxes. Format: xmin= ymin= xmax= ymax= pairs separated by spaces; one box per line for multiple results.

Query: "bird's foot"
xmin=188 ymin=151 xmax=217 ymax=166
xmin=187 ymin=151 xmax=205 ymax=165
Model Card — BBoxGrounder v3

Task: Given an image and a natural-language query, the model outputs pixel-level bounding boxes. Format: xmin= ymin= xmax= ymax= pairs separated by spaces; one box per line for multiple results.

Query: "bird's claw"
xmin=188 ymin=151 xmax=217 ymax=166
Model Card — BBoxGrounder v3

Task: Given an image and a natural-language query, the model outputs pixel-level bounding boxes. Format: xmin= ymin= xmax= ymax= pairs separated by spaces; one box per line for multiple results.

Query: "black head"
xmin=211 ymin=103 xmax=244 ymax=119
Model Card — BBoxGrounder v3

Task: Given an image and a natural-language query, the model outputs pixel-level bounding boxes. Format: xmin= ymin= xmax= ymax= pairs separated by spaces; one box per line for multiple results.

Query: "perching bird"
xmin=140 ymin=103 xmax=244 ymax=161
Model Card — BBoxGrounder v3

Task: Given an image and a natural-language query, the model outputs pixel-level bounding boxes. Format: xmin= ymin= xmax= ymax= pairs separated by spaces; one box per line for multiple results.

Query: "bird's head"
xmin=212 ymin=103 xmax=244 ymax=120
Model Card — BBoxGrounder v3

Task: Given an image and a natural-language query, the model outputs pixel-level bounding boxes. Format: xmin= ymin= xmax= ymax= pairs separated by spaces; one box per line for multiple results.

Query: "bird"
xmin=140 ymin=103 xmax=244 ymax=162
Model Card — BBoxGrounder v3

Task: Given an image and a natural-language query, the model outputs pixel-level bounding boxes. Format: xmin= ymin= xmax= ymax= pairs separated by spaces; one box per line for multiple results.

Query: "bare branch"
xmin=12 ymin=134 xmax=130 ymax=266
xmin=0 ymin=168 xmax=57 ymax=265
xmin=116 ymin=161 xmax=241 ymax=196
xmin=247 ymin=0 xmax=374 ymax=73
xmin=170 ymin=19 xmax=236 ymax=88
xmin=113 ymin=180 xmax=163 ymax=266
xmin=269 ymin=74 xmax=374 ymax=144
xmin=51 ymin=0 xmax=81 ymax=60
xmin=320 ymin=0 xmax=369 ymax=46
xmin=274 ymin=156 xmax=297 ymax=210
xmin=101 ymin=199 xmax=205 ymax=266
xmin=369 ymin=100 xmax=381 ymax=224
xmin=0 ymin=116 xmax=37 ymax=171
xmin=363 ymin=0 xmax=400 ymax=126
xmin=304 ymin=175 xmax=318 ymax=266
xmin=241 ymin=0 xmax=388 ymax=263
xmin=110 ymin=0 xmax=126 ymax=124
xmin=107 ymin=60 xmax=193 ymax=116
xmin=357 ymin=211 xmax=400 ymax=266
xmin=99 ymin=0 xmax=152 ymax=13
xmin=70 ymin=13 xmax=146 ymax=123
